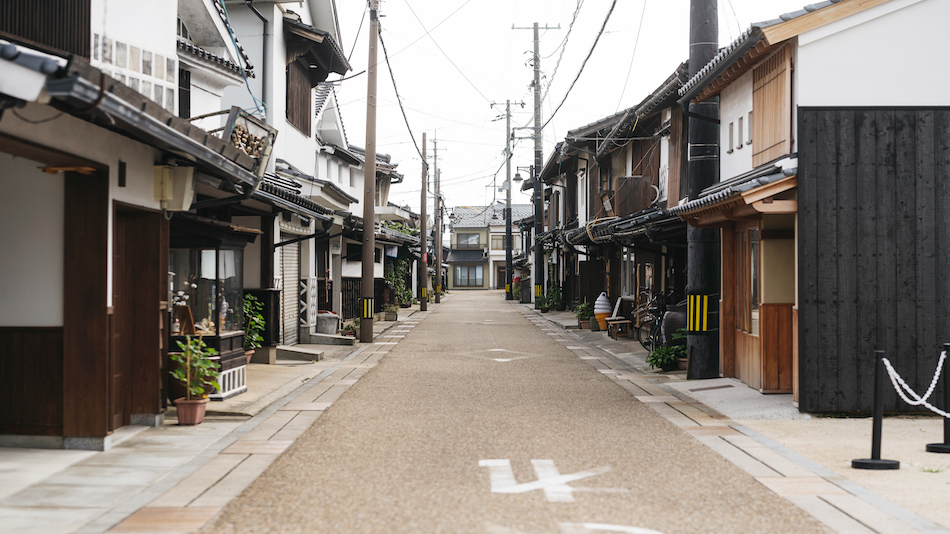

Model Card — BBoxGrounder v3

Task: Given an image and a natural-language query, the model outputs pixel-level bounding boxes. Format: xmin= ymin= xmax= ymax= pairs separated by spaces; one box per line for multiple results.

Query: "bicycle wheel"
xmin=636 ymin=321 xmax=654 ymax=351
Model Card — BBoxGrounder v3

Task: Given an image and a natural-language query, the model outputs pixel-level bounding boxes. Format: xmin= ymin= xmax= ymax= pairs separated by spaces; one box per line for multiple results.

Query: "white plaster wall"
xmin=90 ymin=0 xmax=178 ymax=112
xmin=341 ymin=243 xmax=384 ymax=278
xmin=0 ymin=155 xmax=65 ymax=326
xmin=222 ymin=4 xmax=282 ymax=141
xmin=719 ymin=70 xmax=753 ymax=181
xmin=797 ymin=0 xmax=950 ymax=107
xmin=1 ymin=103 xmax=163 ymax=309
xmin=233 ymin=216 xmax=262 ymax=289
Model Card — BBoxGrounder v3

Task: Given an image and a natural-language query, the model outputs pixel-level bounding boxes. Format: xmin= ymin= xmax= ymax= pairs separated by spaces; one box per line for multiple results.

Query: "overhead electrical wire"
xmin=377 ymin=22 xmax=425 ymax=161
xmin=615 ymin=0 xmax=648 ymax=111
xmin=540 ymin=0 xmax=618 ymax=133
xmin=541 ymin=0 xmax=585 ymax=105
xmin=399 ymin=0 xmax=491 ymax=105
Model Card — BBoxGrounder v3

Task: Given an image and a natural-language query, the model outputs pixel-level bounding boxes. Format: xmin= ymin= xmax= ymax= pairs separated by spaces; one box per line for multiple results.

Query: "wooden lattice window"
xmin=0 ymin=0 xmax=91 ymax=58
xmin=286 ymin=59 xmax=311 ymax=134
xmin=752 ymin=44 xmax=791 ymax=167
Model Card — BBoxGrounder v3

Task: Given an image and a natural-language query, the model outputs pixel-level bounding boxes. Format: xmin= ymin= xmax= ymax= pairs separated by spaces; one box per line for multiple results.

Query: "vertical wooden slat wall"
xmin=0 ymin=0 xmax=91 ymax=58
xmin=799 ymin=107 xmax=950 ymax=413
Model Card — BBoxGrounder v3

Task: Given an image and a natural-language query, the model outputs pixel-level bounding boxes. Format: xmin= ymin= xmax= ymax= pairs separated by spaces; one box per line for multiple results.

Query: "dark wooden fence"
xmin=341 ymin=278 xmax=386 ymax=320
xmin=798 ymin=107 xmax=950 ymax=413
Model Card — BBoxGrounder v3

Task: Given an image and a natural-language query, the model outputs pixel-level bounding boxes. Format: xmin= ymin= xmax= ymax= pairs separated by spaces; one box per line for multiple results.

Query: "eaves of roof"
xmin=678 ymin=0 xmax=846 ymax=104
xmin=255 ymin=181 xmax=332 ymax=221
xmin=274 ymin=166 xmax=359 ymax=205
xmin=283 ymin=18 xmax=351 ymax=75
xmin=668 ymin=165 xmax=797 ymax=216
xmin=446 ymin=249 xmax=487 ymax=264
xmin=43 ymin=56 xmax=259 ymax=188
xmin=177 ymin=40 xmax=250 ymax=78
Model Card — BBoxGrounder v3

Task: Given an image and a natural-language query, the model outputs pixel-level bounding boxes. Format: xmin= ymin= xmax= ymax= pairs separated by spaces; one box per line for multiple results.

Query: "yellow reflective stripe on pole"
xmin=687 ymin=295 xmax=709 ymax=332
xmin=702 ymin=295 xmax=708 ymax=331
xmin=505 ymin=284 xmax=510 ymax=293
xmin=421 ymin=288 xmax=427 ymax=298
xmin=363 ymin=298 xmax=375 ymax=319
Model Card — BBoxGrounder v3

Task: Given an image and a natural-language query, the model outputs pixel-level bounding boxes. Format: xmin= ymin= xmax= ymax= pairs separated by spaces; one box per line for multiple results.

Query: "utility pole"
xmin=491 ymin=100 xmax=524 ymax=300
xmin=360 ymin=0 xmax=379 ymax=343
xmin=686 ymin=0 xmax=720 ymax=379
xmin=418 ymin=132 xmax=427 ymax=311
xmin=513 ymin=22 xmax=556 ymax=309
xmin=435 ymin=167 xmax=442 ymax=303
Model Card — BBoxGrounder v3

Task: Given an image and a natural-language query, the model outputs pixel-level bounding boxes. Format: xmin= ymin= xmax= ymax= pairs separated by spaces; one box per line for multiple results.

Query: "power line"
xmin=399 ymin=0 xmax=491 ymax=104
xmin=541 ymin=0 xmax=584 ymax=105
xmin=615 ymin=0 xmax=648 ymax=111
xmin=540 ymin=0 xmax=618 ymax=132
xmin=377 ymin=23 xmax=425 ymax=161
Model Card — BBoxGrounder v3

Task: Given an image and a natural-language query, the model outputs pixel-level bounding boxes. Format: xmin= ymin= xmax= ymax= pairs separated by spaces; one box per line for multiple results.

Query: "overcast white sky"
xmin=329 ymin=0 xmax=811 ymax=215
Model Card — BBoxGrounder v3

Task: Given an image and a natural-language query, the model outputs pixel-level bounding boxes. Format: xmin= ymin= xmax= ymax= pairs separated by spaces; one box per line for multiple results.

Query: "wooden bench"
xmin=605 ymin=318 xmax=633 ymax=340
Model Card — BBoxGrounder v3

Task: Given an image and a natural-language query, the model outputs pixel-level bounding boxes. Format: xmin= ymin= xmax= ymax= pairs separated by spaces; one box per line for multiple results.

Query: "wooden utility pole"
xmin=434 ymin=168 xmax=442 ymax=303
xmin=419 ymin=133 xmax=428 ymax=311
xmin=686 ymin=0 xmax=720 ymax=378
xmin=360 ymin=0 xmax=379 ymax=343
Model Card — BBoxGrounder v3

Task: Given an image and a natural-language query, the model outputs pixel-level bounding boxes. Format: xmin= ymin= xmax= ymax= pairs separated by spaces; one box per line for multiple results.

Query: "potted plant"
xmin=671 ymin=328 xmax=688 ymax=370
xmin=537 ymin=295 xmax=550 ymax=312
xmin=170 ymin=335 xmax=220 ymax=425
xmin=342 ymin=317 xmax=359 ymax=336
xmin=548 ymin=284 xmax=566 ymax=311
xmin=647 ymin=343 xmax=686 ymax=372
xmin=384 ymin=304 xmax=399 ymax=321
xmin=575 ymin=301 xmax=593 ymax=329
xmin=243 ymin=294 xmax=266 ymax=364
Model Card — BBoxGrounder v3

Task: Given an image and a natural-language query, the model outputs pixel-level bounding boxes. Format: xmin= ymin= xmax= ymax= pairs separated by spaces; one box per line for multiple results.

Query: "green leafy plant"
xmin=547 ymin=283 xmax=563 ymax=305
xmin=647 ymin=345 xmax=684 ymax=370
xmin=170 ymin=336 xmax=220 ymax=400
xmin=243 ymin=294 xmax=266 ymax=349
xmin=537 ymin=294 xmax=549 ymax=311
xmin=385 ymin=258 xmax=414 ymax=305
xmin=512 ymin=282 xmax=521 ymax=300
xmin=383 ymin=221 xmax=420 ymax=236
xmin=575 ymin=301 xmax=593 ymax=320
xmin=385 ymin=304 xmax=399 ymax=314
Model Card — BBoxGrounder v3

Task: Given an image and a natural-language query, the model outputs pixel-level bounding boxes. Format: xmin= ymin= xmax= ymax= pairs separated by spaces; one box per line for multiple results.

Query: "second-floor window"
xmin=491 ymin=235 xmax=504 ymax=250
xmin=456 ymin=233 xmax=480 ymax=249
xmin=287 ymin=59 xmax=311 ymax=134
xmin=752 ymin=44 xmax=791 ymax=166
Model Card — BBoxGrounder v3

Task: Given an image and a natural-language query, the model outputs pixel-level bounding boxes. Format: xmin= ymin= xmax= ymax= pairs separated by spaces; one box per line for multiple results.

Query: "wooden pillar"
xmin=720 ymin=222 xmax=736 ymax=377
xmin=63 ymin=171 xmax=110 ymax=439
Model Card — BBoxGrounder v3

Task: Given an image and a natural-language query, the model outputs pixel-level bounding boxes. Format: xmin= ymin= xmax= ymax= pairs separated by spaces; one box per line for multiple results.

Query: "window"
xmin=286 ymin=59 xmax=311 ymax=134
xmin=0 ymin=0 xmax=91 ymax=58
xmin=747 ymin=111 xmax=754 ymax=144
xmin=727 ymin=122 xmax=734 ymax=154
xmin=454 ymin=265 xmax=483 ymax=287
xmin=737 ymin=116 xmax=744 ymax=149
xmin=736 ymin=225 xmax=760 ymax=335
xmin=491 ymin=235 xmax=504 ymax=250
xmin=752 ymin=45 xmax=791 ymax=166
xmin=456 ymin=233 xmax=480 ymax=249
xmin=178 ymin=68 xmax=190 ymax=119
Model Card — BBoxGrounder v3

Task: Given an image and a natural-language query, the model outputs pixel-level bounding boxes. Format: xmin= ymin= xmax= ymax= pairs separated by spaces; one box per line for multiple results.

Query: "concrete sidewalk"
xmin=0 ymin=303 xmax=425 ymax=534
xmin=525 ymin=302 xmax=950 ymax=533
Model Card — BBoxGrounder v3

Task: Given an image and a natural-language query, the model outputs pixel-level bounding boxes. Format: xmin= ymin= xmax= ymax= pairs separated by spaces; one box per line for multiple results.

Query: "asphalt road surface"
xmin=202 ymin=291 xmax=827 ymax=534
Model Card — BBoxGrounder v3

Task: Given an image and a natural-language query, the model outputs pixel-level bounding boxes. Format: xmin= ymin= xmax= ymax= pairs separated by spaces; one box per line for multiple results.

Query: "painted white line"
xmin=374 ymin=342 xmax=398 ymax=345
xmin=479 ymin=459 xmax=610 ymax=503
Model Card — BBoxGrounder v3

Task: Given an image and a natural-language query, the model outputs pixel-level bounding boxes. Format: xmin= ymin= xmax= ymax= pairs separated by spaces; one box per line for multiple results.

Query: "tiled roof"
xmin=668 ymin=163 xmax=797 ymax=215
xmin=446 ymin=249 xmax=487 ymax=263
xmin=177 ymin=40 xmax=253 ymax=77
xmin=212 ymin=0 xmax=254 ymax=71
xmin=451 ymin=203 xmax=535 ymax=228
xmin=678 ymin=0 xmax=843 ymax=102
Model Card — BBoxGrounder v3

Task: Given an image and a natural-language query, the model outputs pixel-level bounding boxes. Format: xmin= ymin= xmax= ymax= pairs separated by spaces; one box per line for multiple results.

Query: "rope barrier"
xmin=882 ymin=350 xmax=950 ymax=419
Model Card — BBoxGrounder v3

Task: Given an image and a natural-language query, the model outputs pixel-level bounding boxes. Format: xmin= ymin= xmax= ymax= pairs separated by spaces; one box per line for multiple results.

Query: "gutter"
xmin=45 ymin=74 xmax=259 ymax=188
xmin=246 ymin=1 xmax=269 ymax=120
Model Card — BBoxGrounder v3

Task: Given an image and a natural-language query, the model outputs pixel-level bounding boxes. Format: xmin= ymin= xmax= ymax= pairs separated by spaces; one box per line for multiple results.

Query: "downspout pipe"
xmin=246 ymin=1 xmax=269 ymax=123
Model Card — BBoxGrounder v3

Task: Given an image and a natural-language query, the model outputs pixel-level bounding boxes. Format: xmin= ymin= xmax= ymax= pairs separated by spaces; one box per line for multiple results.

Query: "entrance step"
xmin=276 ymin=345 xmax=325 ymax=362
xmin=307 ymin=332 xmax=357 ymax=346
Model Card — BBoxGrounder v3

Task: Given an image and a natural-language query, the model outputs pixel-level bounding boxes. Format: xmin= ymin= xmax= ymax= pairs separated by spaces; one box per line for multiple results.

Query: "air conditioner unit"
xmin=153 ymin=165 xmax=195 ymax=211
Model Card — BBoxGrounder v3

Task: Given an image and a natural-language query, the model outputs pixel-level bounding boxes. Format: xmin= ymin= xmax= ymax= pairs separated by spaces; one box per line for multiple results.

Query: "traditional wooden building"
xmin=671 ymin=0 xmax=950 ymax=412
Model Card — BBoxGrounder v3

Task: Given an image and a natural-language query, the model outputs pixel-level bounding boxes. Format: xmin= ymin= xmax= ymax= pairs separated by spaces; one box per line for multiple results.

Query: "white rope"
xmin=881 ymin=350 xmax=950 ymax=419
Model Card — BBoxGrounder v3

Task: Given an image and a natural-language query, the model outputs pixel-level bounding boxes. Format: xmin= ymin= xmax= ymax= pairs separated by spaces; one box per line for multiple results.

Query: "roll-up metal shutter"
xmin=280 ymin=238 xmax=300 ymax=345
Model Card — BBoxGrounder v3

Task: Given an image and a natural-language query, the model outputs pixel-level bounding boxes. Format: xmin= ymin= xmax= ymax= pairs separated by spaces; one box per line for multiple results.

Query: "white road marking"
xmin=479 ymin=459 xmax=611 ymax=503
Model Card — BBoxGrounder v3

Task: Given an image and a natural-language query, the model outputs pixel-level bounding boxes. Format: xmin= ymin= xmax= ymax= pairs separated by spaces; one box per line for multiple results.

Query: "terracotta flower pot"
xmin=175 ymin=397 xmax=209 ymax=426
xmin=677 ymin=357 xmax=688 ymax=371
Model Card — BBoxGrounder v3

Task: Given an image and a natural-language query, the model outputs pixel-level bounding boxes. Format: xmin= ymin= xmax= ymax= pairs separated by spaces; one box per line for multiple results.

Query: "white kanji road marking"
xmin=479 ymin=459 xmax=611 ymax=503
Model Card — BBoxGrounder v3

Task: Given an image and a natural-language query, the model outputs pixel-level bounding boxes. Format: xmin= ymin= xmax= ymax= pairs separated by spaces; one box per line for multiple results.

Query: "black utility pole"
xmin=686 ymin=0 xmax=720 ymax=379
xmin=419 ymin=133 xmax=427 ymax=311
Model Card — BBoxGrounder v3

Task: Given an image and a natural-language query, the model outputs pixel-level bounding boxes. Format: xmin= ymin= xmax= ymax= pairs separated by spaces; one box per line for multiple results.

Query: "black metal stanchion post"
xmin=926 ymin=343 xmax=950 ymax=453
xmin=853 ymin=350 xmax=900 ymax=470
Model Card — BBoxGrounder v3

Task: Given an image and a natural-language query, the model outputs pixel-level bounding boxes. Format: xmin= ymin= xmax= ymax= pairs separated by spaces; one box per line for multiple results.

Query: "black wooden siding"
xmin=0 ymin=0 xmax=91 ymax=58
xmin=798 ymin=108 xmax=950 ymax=413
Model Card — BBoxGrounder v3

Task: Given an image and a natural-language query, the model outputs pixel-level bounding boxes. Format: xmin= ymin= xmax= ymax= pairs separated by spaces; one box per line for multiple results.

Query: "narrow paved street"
xmin=203 ymin=292 xmax=826 ymax=534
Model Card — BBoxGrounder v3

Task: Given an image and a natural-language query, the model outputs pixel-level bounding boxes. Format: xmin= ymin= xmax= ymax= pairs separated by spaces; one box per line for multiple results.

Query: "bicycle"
xmin=636 ymin=290 xmax=673 ymax=352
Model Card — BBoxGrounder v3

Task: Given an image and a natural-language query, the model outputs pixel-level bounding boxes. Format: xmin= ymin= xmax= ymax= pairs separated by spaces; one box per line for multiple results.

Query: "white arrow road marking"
xmin=479 ymin=459 xmax=611 ymax=503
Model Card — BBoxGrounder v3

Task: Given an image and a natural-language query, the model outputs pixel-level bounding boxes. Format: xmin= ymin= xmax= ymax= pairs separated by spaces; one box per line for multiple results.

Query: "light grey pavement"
xmin=200 ymin=291 xmax=827 ymax=534
xmin=1 ymin=293 xmax=948 ymax=533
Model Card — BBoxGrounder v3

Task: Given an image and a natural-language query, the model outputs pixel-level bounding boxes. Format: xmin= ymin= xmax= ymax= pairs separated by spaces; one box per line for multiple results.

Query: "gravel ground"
xmin=202 ymin=291 xmax=829 ymax=534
